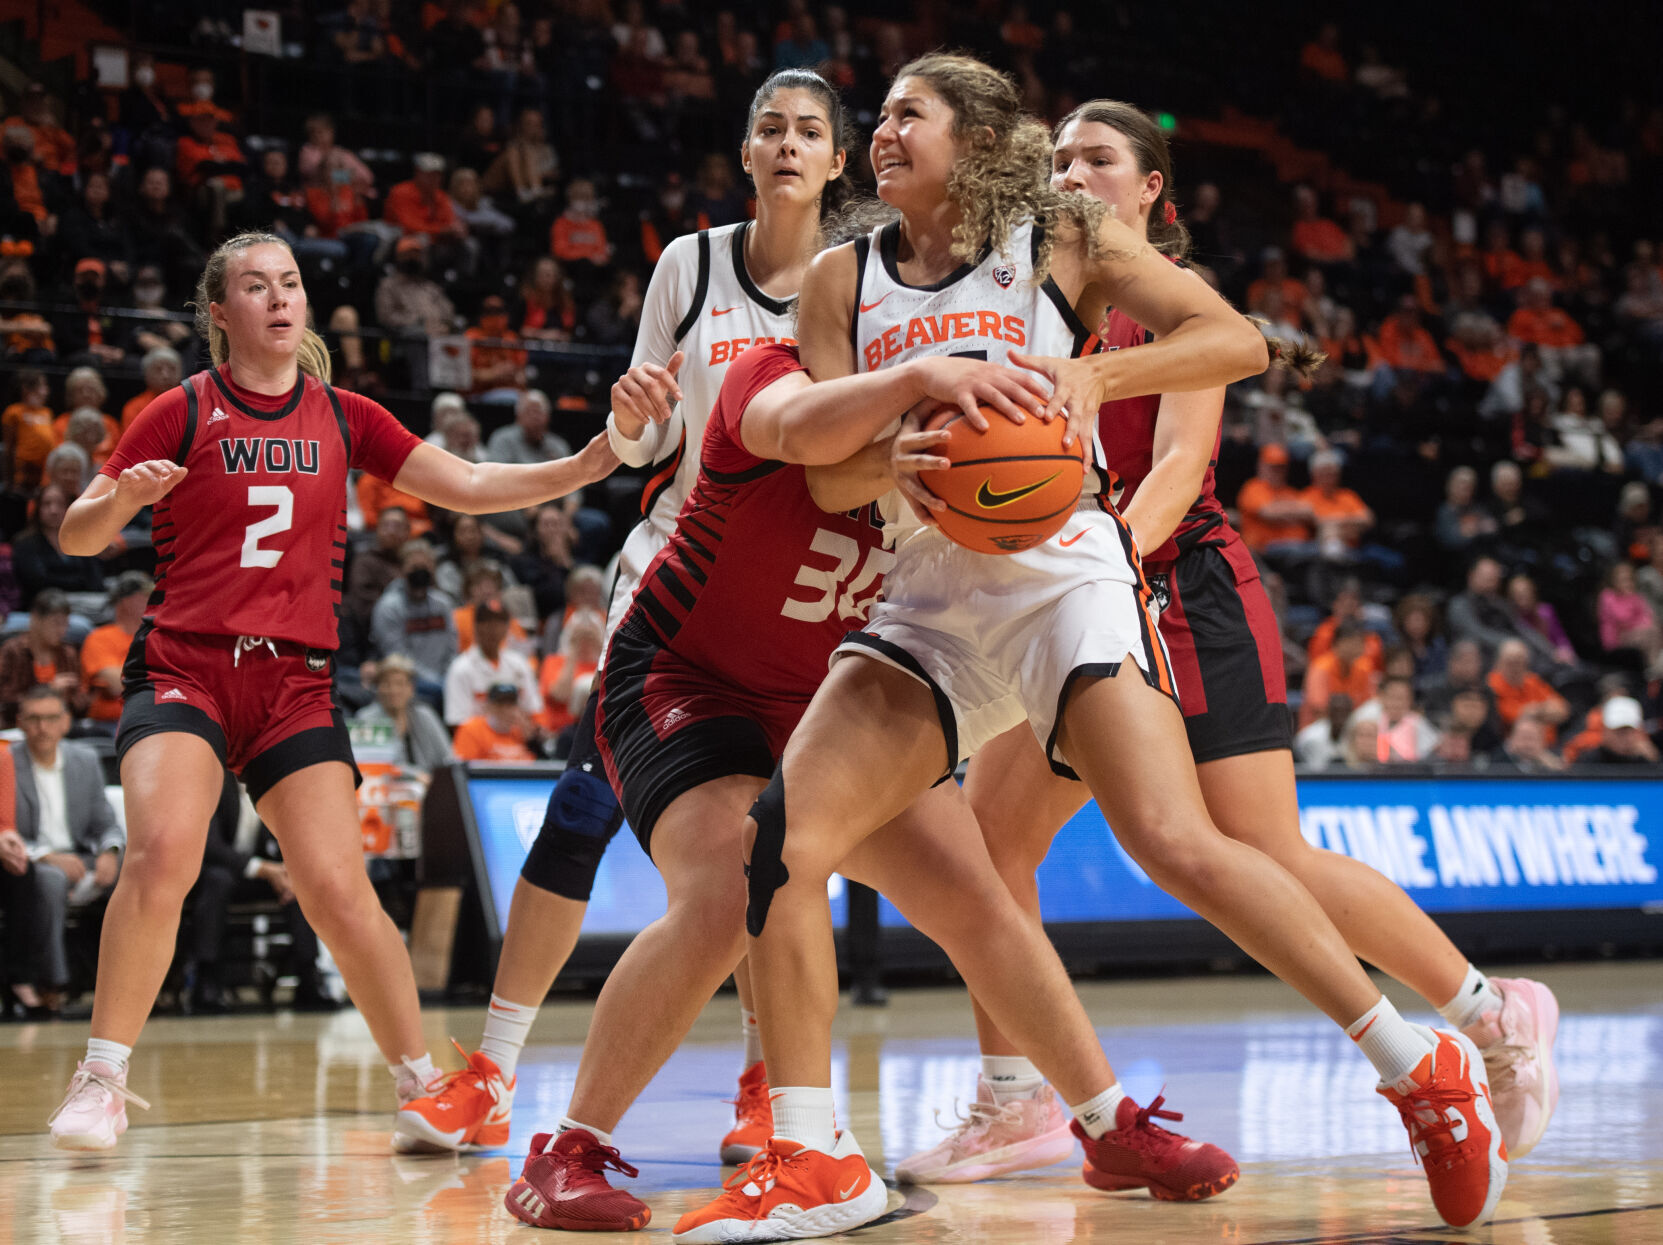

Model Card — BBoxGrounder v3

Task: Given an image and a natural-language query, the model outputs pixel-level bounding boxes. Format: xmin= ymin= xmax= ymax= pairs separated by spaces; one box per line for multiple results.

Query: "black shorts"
xmin=115 ymin=623 xmax=360 ymax=804
xmin=1149 ymin=539 xmax=1294 ymax=764
xmin=594 ymin=614 xmax=804 ymax=856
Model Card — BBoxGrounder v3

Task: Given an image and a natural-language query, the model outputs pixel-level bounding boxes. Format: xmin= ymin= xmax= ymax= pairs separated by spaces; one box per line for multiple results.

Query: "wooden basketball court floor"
xmin=2 ymin=962 xmax=1659 ymax=1244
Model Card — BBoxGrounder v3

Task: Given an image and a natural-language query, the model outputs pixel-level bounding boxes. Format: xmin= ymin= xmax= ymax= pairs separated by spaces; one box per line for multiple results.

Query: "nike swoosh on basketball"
xmin=976 ymin=471 xmax=1061 ymax=510
xmin=859 ymin=293 xmax=891 ymax=313
xmin=712 ymin=305 xmax=741 ymax=317
xmin=1059 ymin=530 xmax=1088 ymax=547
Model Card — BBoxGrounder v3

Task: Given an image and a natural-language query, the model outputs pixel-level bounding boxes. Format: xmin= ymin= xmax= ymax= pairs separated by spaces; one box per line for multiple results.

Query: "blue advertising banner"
xmin=464 ymin=773 xmax=1663 ymax=937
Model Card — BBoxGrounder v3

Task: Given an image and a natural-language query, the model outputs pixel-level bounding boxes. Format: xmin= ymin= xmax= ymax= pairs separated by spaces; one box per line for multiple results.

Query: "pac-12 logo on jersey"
xmin=219 ymin=437 xmax=322 ymax=475
xmin=993 ymin=263 xmax=1016 ymax=289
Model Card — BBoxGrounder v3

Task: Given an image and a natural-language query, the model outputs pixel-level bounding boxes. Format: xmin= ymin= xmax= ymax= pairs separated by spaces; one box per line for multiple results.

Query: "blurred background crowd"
xmin=0 ymin=0 xmax=1660 ymax=788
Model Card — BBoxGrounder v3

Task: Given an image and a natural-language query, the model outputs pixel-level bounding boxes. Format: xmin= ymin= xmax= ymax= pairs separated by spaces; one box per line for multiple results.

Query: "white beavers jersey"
xmin=852 ymin=218 xmax=1095 ymax=544
xmin=604 ymin=220 xmax=798 ymax=640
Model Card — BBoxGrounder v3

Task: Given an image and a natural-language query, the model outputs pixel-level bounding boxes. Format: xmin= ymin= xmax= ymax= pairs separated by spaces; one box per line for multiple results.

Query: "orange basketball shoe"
xmin=720 ymin=1061 xmax=773 ymax=1164
xmin=673 ymin=1130 xmax=888 ymax=1243
xmin=505 ymin=1129 xmax=651 ymax=1232
xmin=1377 ymin=1029 xmax=1508 ymax=1228
xmin=395 ymin=1043 xmax=514 ymax=1153
xmin=1075 ymin=1093 xmax=1239 ymax=1201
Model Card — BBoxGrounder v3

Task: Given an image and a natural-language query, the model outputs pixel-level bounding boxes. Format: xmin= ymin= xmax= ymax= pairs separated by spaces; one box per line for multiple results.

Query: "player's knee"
xmin=744 ymin=767 xmax=791 ymax=937
xmin=520 ymin=767 xmax=623 ymax=901
xmin=121 ymin=839 xmax=202 ymax=903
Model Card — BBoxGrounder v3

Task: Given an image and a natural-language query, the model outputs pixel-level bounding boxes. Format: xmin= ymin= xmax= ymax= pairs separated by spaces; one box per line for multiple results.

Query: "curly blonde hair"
xmin=193 ymin=232 xmax=332 ymax=382
xmin=892 ymin=53 xmax=1108 ymax=283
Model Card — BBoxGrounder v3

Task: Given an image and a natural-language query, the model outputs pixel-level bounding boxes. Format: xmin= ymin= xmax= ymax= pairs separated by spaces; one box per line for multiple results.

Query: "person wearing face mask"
xmin=54 ymin=263 xmax=124 ymax=366
xmin=549 ymin=177 xmax=613 ymax=296
xmin=374 ymin=236 xmax=456 ymax=338
xmin=464 ymin=294 xmax=527 ymax=399
xmin=636 ymin=170 xmax=696 ymax=265
xmin=371 ymin=539 xmax=459 ymax=700
xmin=123 ymin=269 xmax=195 ymax=359
xmin=117 ymin=56 xmax=171 ymax=149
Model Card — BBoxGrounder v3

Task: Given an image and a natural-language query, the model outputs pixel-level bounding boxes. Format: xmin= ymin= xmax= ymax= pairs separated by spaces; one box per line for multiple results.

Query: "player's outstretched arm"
xmin=1119 ymin=386 xmax=1226 ymax=553
xmin=60 ymin=464 xmax=187 ymax=556
xmin=391 ymin=435 xmax=620 ymax=516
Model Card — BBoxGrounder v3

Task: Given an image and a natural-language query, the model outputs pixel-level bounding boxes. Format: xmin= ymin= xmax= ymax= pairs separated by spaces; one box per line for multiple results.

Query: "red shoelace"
xmin=1390 ymin=1076 xmax=1479 ymax=1170
xmin=1114 ymin=1093 xmax=1189 ymax=1161
xmin=542 ymin=1135 xmax=641 ymax=1180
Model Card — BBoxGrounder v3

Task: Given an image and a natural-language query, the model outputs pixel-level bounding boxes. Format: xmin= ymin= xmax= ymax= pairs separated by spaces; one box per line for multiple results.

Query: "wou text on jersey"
xmin=864 ymin=312 xmax=1028 ymax=369
xmin=219 ymin=437 xmax=322 ymax=475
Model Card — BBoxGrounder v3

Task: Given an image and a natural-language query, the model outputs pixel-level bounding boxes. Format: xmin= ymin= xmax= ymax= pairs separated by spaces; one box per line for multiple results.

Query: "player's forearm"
xmin=805 ymin=439 xmax=894 ymax=513
xmin=445 ymin=457 xmax=601 ymax=515
xmin=771 ymin=361 xmax=930 ymax=466
xmin=1120 ymin=457 xmax=1202 ymax=556
xmin=1089 ymin=314 xmax=1268 ymax=402
xmin=61 ymin=492 xmax=141 ymax=556
xmin=606 ymin=410 xmax=667 ymax=467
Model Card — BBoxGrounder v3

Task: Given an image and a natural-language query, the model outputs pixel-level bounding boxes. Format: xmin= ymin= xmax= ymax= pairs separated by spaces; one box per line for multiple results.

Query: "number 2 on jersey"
xmin=781 ymin=528 xmax=894 ymax=625
xmin=240 ymin=485 xmax=294 ymax=568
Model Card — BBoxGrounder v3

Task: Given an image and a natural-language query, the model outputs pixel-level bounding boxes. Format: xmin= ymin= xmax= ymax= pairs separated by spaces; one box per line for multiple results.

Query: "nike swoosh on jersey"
xmin=712 ymin=305 xmax=741 ymax=316
xmin=975 ymin=471 xmax=1061 ymax=509
xmin=859 ymin=294 xmax=891 ymax=313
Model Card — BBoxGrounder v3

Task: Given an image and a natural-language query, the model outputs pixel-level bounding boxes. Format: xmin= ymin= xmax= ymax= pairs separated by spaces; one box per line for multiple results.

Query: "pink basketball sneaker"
xmin=895 ymin=1077 xmax=1076 ymax=1184
xmin=48 ymin=1060 xmax=150 ymax=1151
xmin=1461 ymin=977 xmax=1559 ymax=1159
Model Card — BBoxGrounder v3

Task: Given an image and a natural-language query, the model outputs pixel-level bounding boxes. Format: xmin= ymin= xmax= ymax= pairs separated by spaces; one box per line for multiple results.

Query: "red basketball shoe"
xmin=1075 ymin=1093 xmax=1239 ymax=1201
xmin=1377 ymin=1028 xmax=1508 ymax=1228
xmin=673 ymin=1130 xmax=888 ymax=1242
xmin=720 ymin=1061 xmax=773 ymax=1164
xmin=504 ymin=1129 xmax=651 ymax=1232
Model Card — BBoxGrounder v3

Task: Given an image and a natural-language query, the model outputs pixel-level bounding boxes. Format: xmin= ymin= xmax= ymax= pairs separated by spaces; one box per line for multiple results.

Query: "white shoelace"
xmin=48 ymin=1066 xmax=151 ymax=1125
xmin=232 ymin=635 xmax=280 ymax=667
xmin=933 ymin=1097 xmax=1021 ymax=1141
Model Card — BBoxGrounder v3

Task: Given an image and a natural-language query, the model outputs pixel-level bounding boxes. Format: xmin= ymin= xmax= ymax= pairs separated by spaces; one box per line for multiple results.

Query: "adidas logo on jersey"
xmin=159 ymin=688 xmax=187 ymax=701
xmin=207 ymin=406 xmax=230 ymax=425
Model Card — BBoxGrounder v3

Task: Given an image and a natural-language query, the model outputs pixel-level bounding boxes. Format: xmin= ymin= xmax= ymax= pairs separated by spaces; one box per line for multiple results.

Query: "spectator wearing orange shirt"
xmin=81 ymin=572 xmax=150 ymax=725
xmin=1507 ymin=279 xmax=1601 ymax=387
xmin=1446 ymin=314 xmax=1517 ymax=384
xmin=2 ymin=369 xmax=57 ymax=491
xmin=2 ymin=125 xmax=49 ymax=227
xmin=175 ymin=102 xmax=247 ymax=236
xmin=452 ymin=565 xmax=530 ymax=654
xmin=1301 ymin=622 xmax=1380 ymax=728
xmin=1247 ymin=247 xmax=1306 ymax=326
xmin=122 ymin=347 xmax=184 ymax=430
xmin=1301 ymin=450 xmax=1375 ymax=550
xmin=1299 ymin=23 xmax=1348 ymax=82
xmin=1306 ymin=579 xmax=1387 ymax=669
xmin=1372 ymin=295 xmax=1446 ymax=378
xmin=1485 ymin=639 xmax=1569 ymax=739
xmin=1500 ymin=228 xmax=1558 ymax=291
xmin=1291 ymin=185 xmax=1354 ymax=266
xmin=1235 ymin=444 xmax=1315 ymax=552
xmin=385 ymin=153 xmax=471 ymax=273
xmin=550 ymin=178 xmax=613 ymax=278
xmin=452 ymin=683 xmax=537 ymax=761
xmin=536 ymin=607 xmax=603 ymax=736
xmin=465 ymin=294 xmax=528 ymax=399
xmin=4 ymin=83 xmax=74 ymax=175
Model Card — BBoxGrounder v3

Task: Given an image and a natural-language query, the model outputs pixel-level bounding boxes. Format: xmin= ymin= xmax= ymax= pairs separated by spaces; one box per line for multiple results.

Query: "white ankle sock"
xmin=740 ymin=1008 xmax=764 ymax=1069
xmin=981 ymin=1054 xmax=1044 ymax=1104
xmin=558 ymin=1116 xmax=613 ymax=1147
xmin=86 ymin=1038 xmax=131 ymax=1072
xmin=1066 ymin=1083 xmax=1127 ymax=1139
xmin=391 ymin=1053 xmax=439 ymax=1091
xmin=480 ymin=993 xmax=537 ymax=1080
xmin=1347 ymin=996 xmax=1437 ymax=1085
xmin=1436 ymin=965 xmax=1504 ymax=1032
xmin=769 ymin=1086 xmax=836 ymax=1153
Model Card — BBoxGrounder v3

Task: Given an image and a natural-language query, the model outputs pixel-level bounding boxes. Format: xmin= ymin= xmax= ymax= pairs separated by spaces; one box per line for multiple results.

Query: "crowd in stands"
xmin=0 ymin=0 xmax=1659 ymax=787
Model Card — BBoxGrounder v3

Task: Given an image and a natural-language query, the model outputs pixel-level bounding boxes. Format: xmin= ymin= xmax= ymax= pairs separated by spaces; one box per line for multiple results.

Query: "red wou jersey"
xmin=1092 ymin=308 xmax=1227 ymax=566
xmin=101 ymin=366 xmax=421 ymax=649
xmin=626 ymin=343 xmax=892 ymax=703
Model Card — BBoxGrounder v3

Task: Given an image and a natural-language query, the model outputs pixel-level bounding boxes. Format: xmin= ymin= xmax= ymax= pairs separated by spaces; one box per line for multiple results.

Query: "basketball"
xmin=916 ymin=405 xmax=1088 ymax=554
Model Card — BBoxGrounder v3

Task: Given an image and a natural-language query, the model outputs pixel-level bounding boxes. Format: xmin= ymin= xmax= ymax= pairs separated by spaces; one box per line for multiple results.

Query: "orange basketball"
xmin=916 ymin=405 xmax=1088 ymax=555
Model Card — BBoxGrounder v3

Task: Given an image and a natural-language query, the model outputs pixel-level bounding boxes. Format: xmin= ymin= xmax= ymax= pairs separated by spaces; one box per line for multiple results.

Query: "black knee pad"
xmin=519 ymin=764 xmax=625 ymax=901
xmin=745 ymin=766 xmax=789 ymax=937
